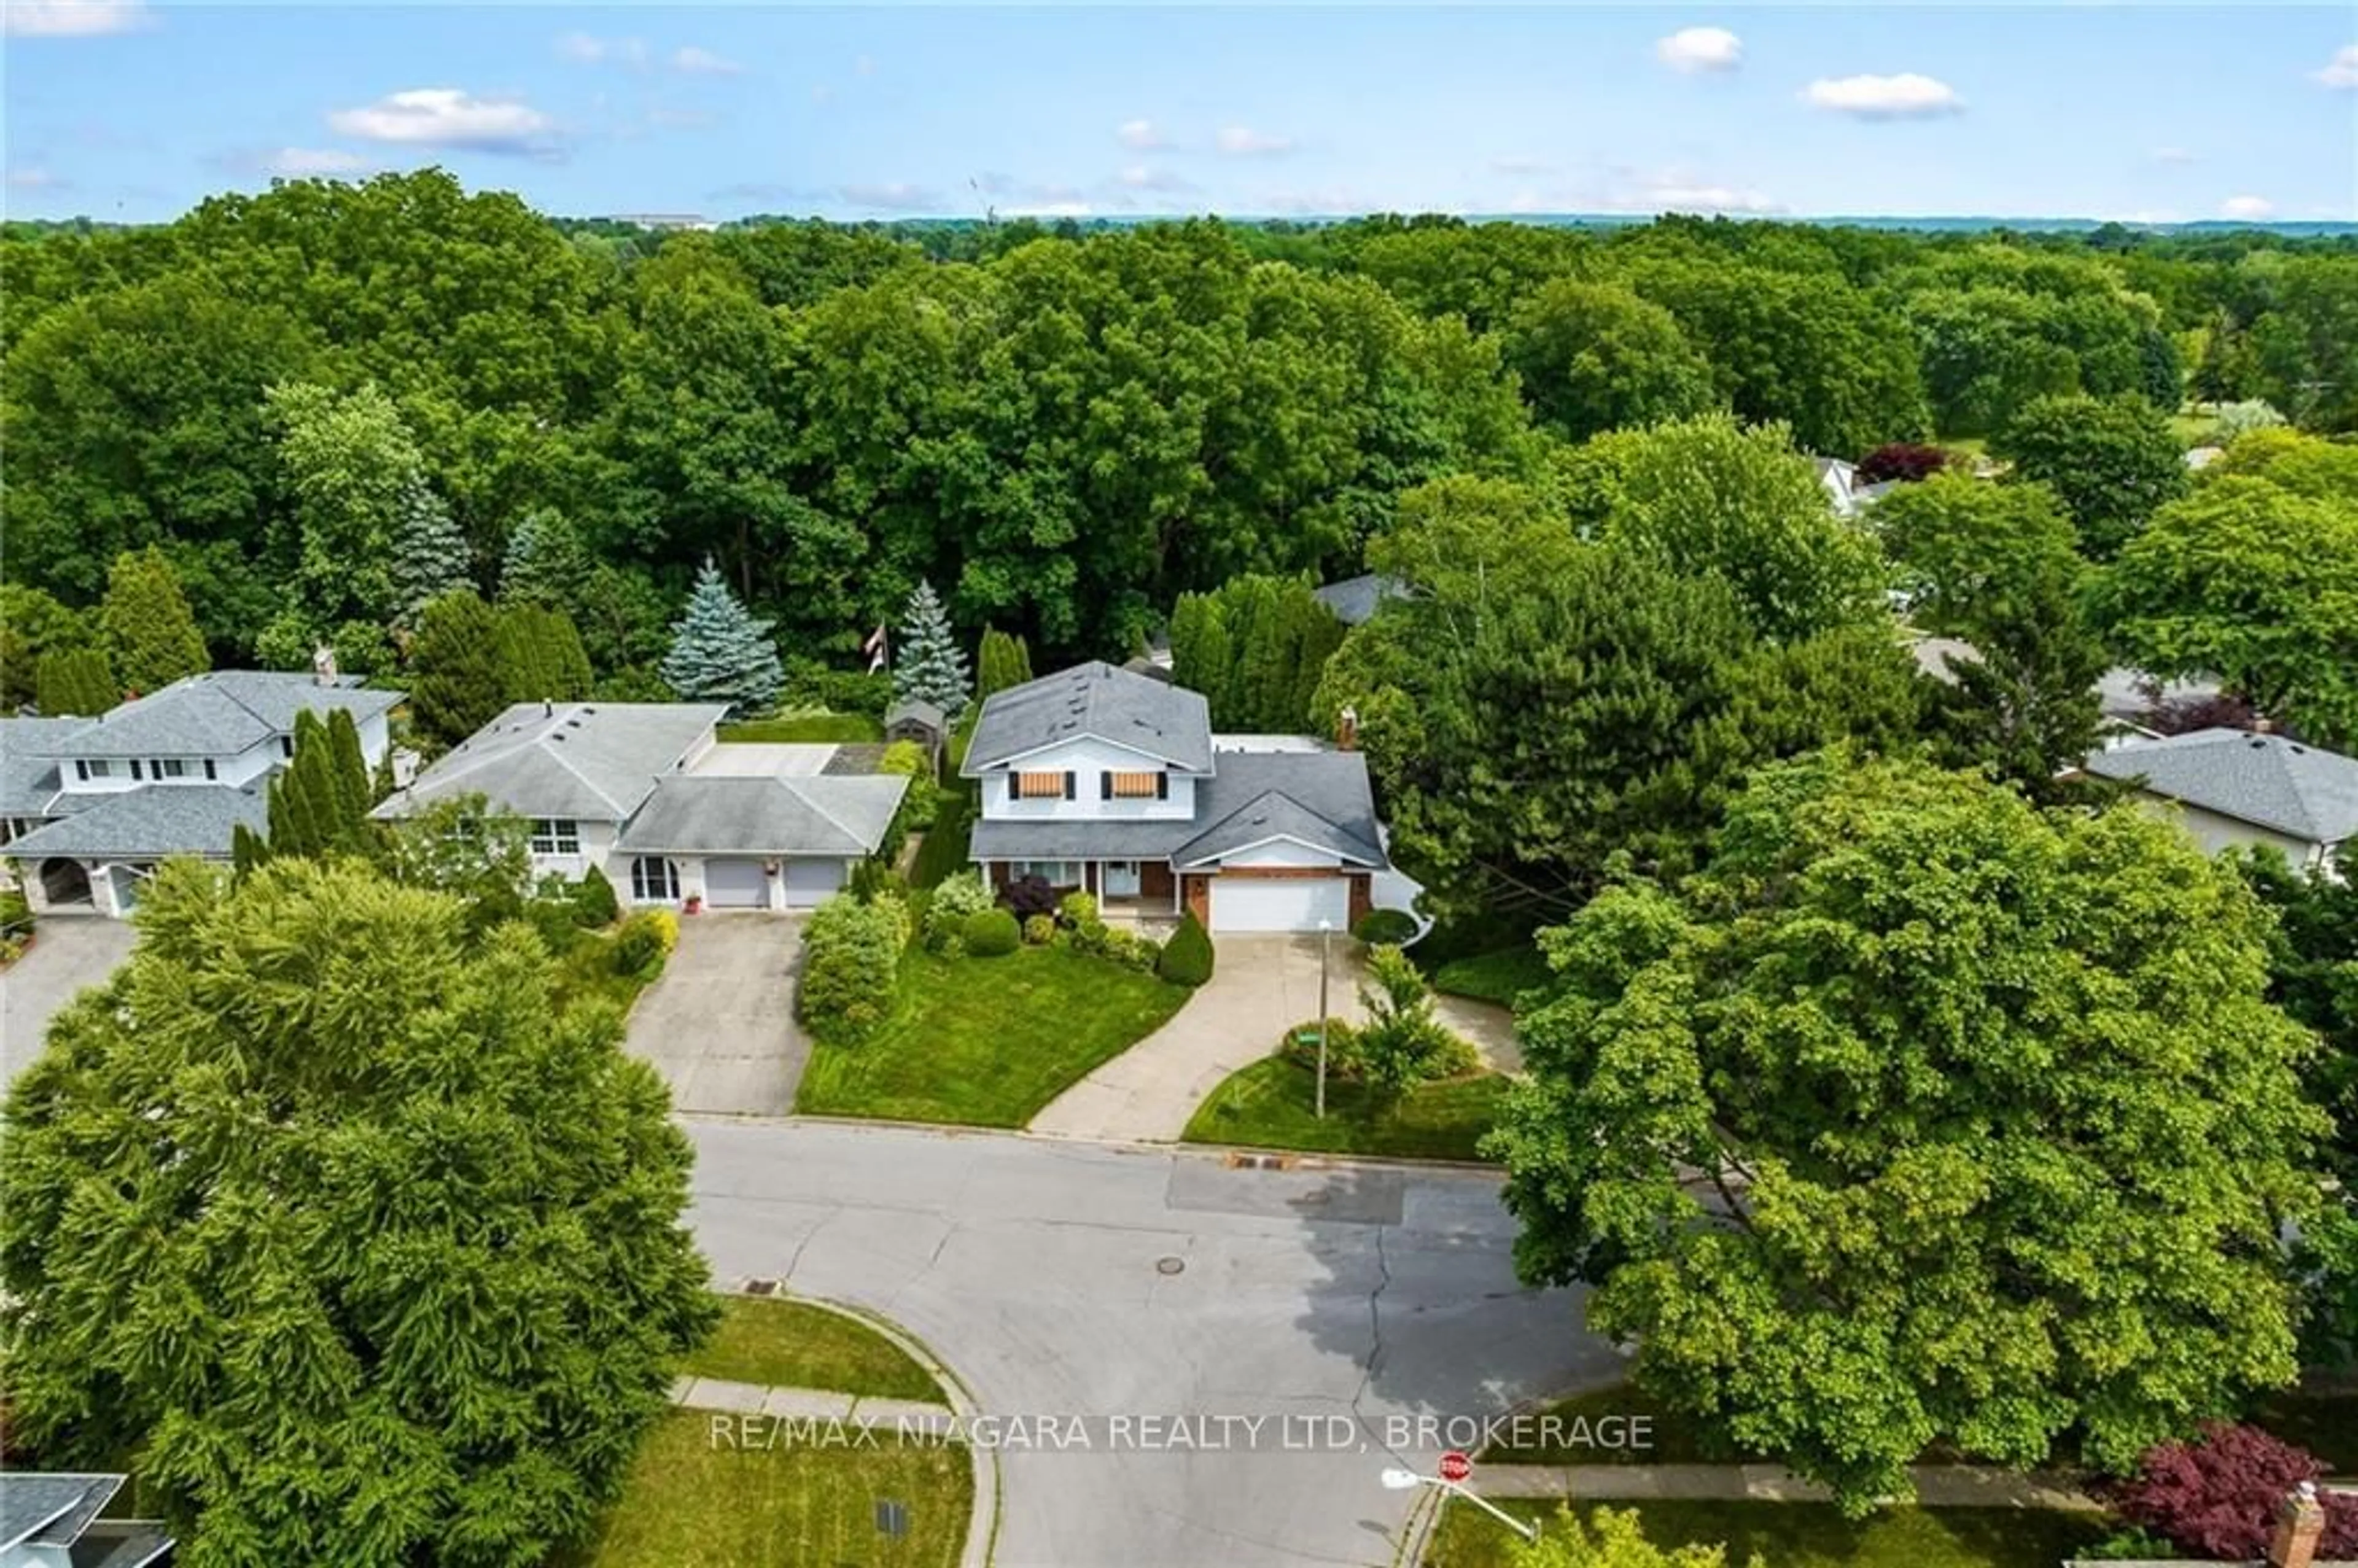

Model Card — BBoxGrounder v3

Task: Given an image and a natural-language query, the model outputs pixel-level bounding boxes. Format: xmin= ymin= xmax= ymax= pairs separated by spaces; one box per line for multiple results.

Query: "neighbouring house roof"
xmin=1907 ymin=635 xmax=1983 ymax=685
xmin=968 ymin=748 xmax=1388 ymax=871
xmin=2084 ymin=728 xmax=2358 ymax=845
xmin=2 ymin=783 xmax=267 ymax=861
xmin=1310 ymin=572 xmax=1406 ymax=627
xmin=2095 ymin=665 xmax=2225 ymax=724
xmin=885 ymin=697 xmax=946 ymax=734
xmin=614 ymin=775 xmax=908 ymax=857
xmin=377 ymin=702 xmax=728 ymax=825
xmin=55 ymin=670 xmax=400 ymax=760
xmin=0 ymin=1471 xmax=173 ymax=1566
xmin=0 ymin=715 xmax=98 ymax=817
xmin=962 ymin=661 xmax=1213 ymax=775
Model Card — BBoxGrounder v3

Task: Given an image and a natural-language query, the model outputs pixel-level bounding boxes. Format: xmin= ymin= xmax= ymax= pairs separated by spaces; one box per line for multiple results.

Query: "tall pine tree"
xmin=496 ymin=604 xmax=593 ymax=705
xmin=389 ymin=475 xmax=471 ymax=629
xmin=660 ymin=558 xmax=782 ymax=716
xmin=408 ymin=589 xmax=508 ymax=750
xmin=326 ymin=708 xmax=375 ymax=822
xmin=976 ymin=627 xmax=1034 ymax=699
xmin=99 ymin=547 xmax=209 ymax=697
xmin=892 ymin=580 xmax=971 ymax=718
xmin=34 ymin=648 xmax=116 ymax=716
xmin=502 ymin=509 xmax=593 ymax=612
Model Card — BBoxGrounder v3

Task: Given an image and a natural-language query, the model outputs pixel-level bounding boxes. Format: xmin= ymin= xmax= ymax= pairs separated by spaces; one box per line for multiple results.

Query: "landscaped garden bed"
xmin=1183 ymin=1055 xmax=1507 ymax=1162
xmin=1425 ymin=1500 xmax=2109 ymax=1568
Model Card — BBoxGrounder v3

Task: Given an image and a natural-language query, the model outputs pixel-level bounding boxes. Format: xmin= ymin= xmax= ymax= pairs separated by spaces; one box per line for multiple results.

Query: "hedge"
xmin=963 ymin=907 xmax=1021 ymax=958
xmin=1157 ymin=910 xmax=1215 ymax=987
xmin=797 ymin=891 xmax=909 ymax=1044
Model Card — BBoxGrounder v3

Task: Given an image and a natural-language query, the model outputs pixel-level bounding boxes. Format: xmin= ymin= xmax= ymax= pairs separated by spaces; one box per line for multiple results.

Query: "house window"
xmin=151 ymin=759 xmax=188 ymax=779
xmin=1013 ymin=770 xmax=1071 ymax=801
xmin=631 ymin=856 xmax=680 ymax=902
xmin=528 ymin=819 xmax=582 ymax=855
xmin=280 ymin=735 xmax=294 ymax=759
xmin=1103 ymin=770 xmax=1162 ymax=799
xmin=1011 ymin=860 xmax=1079 ymax=888
xmin=203 ymin=759 xmax=217 ymax=780
xmin=76 ymin=759 xmax=112 ymax=781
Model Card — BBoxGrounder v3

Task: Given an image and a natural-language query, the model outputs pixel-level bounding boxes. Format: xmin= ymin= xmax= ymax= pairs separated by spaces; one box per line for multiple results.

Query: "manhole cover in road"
xmin=1156 ymin=1256 xmax=1186 ymax=1276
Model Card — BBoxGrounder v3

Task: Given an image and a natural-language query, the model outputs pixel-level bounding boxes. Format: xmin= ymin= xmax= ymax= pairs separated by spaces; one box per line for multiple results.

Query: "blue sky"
xmin=5 ymin=3 xmax=2354 ymax=224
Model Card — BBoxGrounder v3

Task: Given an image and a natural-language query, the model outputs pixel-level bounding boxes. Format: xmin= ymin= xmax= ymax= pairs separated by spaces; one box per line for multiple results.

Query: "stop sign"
xmin=1438 ymin=1450 xmax=1472 ymax=1484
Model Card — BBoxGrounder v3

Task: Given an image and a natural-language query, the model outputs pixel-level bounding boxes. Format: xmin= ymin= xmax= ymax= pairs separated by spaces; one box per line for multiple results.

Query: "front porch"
xmin=981 ymin=857 xmax=1182 ymax=920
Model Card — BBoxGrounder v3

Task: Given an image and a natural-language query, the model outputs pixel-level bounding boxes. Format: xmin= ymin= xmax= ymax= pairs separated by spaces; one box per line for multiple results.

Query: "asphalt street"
xmin=685 ymin=1117 xmax=1624 ymax=1567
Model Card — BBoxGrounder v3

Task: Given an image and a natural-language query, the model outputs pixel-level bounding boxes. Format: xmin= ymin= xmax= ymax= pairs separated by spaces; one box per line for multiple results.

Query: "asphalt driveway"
xmin=2 ymin=915 xmax=138 ymax=1089
xmin=622 ymin=912 xmax=807 ymax=1116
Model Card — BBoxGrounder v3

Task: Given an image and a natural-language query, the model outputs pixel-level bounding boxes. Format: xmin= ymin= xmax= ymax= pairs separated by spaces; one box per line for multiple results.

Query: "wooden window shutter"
xmin=1100 ymin=772 xmax=1113 ymax=799
xmin=1009 ymin=772 xmax=1024 ymax=801
xmin=130 ymin=760 xmax=142 ymax=781
xmin=1063 ymin=772 xmax=1076 ymax=800
xmin=1157 ymin=772 xmax=1169 ymax=800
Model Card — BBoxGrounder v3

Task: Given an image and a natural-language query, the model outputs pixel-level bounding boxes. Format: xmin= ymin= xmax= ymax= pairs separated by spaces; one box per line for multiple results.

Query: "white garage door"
xmin=704 ymin=858 xmax=770 ymax=909
xmin=780 ymin=858 xmax=846 ymax=907
xmin=1208 ymin=876 xmax=1351 ymax=933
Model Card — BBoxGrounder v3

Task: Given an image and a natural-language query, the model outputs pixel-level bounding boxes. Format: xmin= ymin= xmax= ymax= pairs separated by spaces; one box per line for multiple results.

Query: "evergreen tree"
xmin=327 ymin=707 xmax=375 ymax=821
xmin=389 ymin=473 xmax=470 ymax=627
xmin=267 ymin=710 xmax=375 ymax=860
xmin=34 ymin=648 xmax=115 ymax=716
xmin=892 ymin=580 xmax=971 ymax=718
xmin=496 ymin=604 xmax=593 ymax=705
xmin=500 ymin=508 xmax=593 ymax=612
xmin=659 ymin=558 xmax=783 ymax=716
xmin=408 ymin=589 xmax=508 ymax=750
xmin=99 ymin=546 xmax=209 ymax=696
xmin=230 ymin=822 xmax=271 ymax=880
xmin=976 ymin=627 xmax=1035 ymax=699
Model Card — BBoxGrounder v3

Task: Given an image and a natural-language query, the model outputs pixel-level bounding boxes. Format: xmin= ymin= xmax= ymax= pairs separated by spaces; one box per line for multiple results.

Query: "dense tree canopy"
xmin=1990 ymin=392 xmax=2190 ymax=561
xmin=1492 ymin=756 xmax=2325 ymax=1508
xmin=0 ymin=857 xmax=715 ymax=1565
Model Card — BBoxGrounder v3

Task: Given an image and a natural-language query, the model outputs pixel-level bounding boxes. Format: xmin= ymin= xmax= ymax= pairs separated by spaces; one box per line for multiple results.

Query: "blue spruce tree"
xmin=390 ymin=475 xmax=470 ymax=629
xmin=892 ymin=580 xmax=971 ymax=719
xmin=660 ymin=559 xmax=783 ymax=716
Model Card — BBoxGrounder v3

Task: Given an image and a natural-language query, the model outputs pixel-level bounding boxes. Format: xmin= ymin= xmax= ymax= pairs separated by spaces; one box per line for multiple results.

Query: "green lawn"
xmin=1430 ymin=945 xmax=1552 ymax=1009
xmin=1183 ymin=1056 xmax=1509 ymax=1162
xmin=683 ymin=1297 xmax=944 ymax=1402
xmin=796 ymin=946 xmax=1190 ymax=1125
xmin=1426 ymin=1500 xmax=2109 ymax=1568
xmin=553 ymin=1410 xmax=970 ymax=1568
xmin=717 ymin=712 xmax=882 ymax=743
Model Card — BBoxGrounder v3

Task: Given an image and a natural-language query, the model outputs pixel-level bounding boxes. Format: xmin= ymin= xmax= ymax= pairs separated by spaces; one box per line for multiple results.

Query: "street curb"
xmin=735 ymin=1290 xmax=1002 ymax=1568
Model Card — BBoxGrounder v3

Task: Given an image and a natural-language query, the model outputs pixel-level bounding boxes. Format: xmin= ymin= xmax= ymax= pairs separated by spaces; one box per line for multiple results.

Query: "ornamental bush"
xmin=1278 ymin=1017 xmax=1366 ymax=1081
xmin=1004 ymin=874 xmax=1059 ymax=920
xmin=798 ymin=891 xmax=908 ymax=1044
xmin=1352 ymin=908 xmax=1418 ymax=945
xmin=963 ymin=907 xmax=1021 ymax=958
xmin=611 ymin=907 xmax=677 ymax=979
xmin=572 ymin=864 xmax=621 ymax=928
xmin=1023 ymin=913 xmax=1057 ymax=946
xmin=1157 ymin=911 xmax=1215 ymax=987
xmin=878 ymin=740 xmax=940 ymax=831
xmin=923 ymin=871 xmax=994 ymax=953
xmin=1102 ymin=928 xmax=1162 ymax=972
xmin=2114 ymin=1423 xmax=2357 ymax=1560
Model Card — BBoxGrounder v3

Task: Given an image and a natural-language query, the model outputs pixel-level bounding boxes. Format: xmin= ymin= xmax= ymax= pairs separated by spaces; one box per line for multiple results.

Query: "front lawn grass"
xmin=554 ymin=1409 xmax=970 ymax=1568
xmin=718 ymin=711 xmax=882 ymax=743
xmin=683 ymin=1297 xmax=943 ymax=1402
xmin=796 ymin=946 xmax=1190 ymax=1126
xmin=1430 ymin=945 xmax=1552 ymax=1009
xmin=1182 ymin=1055 xmax=1508 ymax=1162
xmin=1426 ymin=1501 xmax=2109 ymax=1568
xmin=1479 ymin=1381 xmax=1726 ymax=1466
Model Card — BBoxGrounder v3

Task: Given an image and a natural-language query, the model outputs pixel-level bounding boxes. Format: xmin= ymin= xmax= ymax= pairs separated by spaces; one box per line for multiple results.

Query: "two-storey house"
xmin=963 ymin=661 xmax=1397 ymax=933
xmin=1 ymin=670 xmax=401 ymax=918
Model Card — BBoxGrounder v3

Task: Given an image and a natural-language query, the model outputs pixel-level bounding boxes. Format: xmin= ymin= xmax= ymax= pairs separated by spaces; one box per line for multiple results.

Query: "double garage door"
xmin=702 ymin=857 xmax=848 ymax=910
xmin=1208 ymin=876 xmax=1352 ymax=933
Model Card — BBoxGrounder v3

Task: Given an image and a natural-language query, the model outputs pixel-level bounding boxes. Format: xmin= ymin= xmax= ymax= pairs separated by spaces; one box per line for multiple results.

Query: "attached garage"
xmin=780 ymin=858 xmax=846 ymax=908
xmin=1208 ymin=875 xmax=1352 ymax=933
xmin=702 ymin=856 xmax=771 ymax=909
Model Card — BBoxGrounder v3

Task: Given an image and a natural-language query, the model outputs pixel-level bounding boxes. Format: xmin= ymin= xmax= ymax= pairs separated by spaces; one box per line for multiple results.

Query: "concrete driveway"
xmin=2 ymin=916 xmax=138 ymax=1089
xmin=622 ymin=913 xmax=807 ymax=1116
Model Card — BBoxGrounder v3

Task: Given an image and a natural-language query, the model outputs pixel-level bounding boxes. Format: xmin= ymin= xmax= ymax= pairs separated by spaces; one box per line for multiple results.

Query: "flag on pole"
xmin=863 ymin=623 xmax=889 ymax=674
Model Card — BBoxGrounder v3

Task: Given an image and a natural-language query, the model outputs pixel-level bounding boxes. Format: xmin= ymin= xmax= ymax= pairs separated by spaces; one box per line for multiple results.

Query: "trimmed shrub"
xmin=1157 ymin=911 xmax=1214 ymax=987
xmin=572 ymin=865 xmax=621 ymax=928
xmin=1003 ymin=873 xmax=1059 ymax=920
xmin=1022 ymin=913 xmax=1057 ymax=946
xmin=798 ymin=891 xmax=908 ymax=1044
xmin=847 ymin=857 xmax=906 ymax=904
xmin=922 ymin=869 xmax=994 ymax=953
xmin=1278 ymin=1017 xmax=1365 ymax=1081
xmin=1102 ymin=928 xmax=1161 ymax=972
xmin=612 ymin=908 xmax=678 ymax=979
xmin=2115 ymin=1424 xmax=2358 ymax=1561
xmin=1352 ymin=907 xmax=1418 ymax=945
xmin=1057 ymin=890 xmax=1099 ymax=928
xmin=963 ymin=907 xmax=1021 ymax=958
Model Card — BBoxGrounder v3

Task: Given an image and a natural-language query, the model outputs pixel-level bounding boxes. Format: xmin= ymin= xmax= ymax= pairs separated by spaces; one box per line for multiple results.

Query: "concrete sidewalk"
xmin=671 ymin=1374 xmax=954 ymax=1429
xmin=1469 ymin=1462 xmax=2104 ymax=1510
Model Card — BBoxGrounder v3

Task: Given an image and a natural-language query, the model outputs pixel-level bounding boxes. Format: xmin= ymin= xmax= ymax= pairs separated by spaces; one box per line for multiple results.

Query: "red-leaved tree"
xmin=1857 ymin=442 xmax=1951 ymax=484
xmin=2114 ymin=1424 xmax=2358 ymax=1559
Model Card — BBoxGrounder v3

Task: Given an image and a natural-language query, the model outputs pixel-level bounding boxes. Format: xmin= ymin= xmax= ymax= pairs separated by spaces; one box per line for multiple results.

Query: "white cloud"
xmin=2151 ymin=146 xmax=2198 ymax=165
xmin=1257 ymin=187 xmax=1361 ymax=215
xmin=6 ymin=166 xmax=61 ymax=188
xmin=555 ymin=32 xmax=645 ymax=66
xmin=1216 ymin=125 xmax=1294 ymax=156
xmin=1117 ymin=118 xmax=1170 ymax=150
xmin=1801 ymin=72 xmax=1965 ymax=119
xmin=1657 ymin=26 xmax=1741 ymax=74
xmin=671 ymin=45 xmax=740 ymax=76
xmin=259 ymin=147 xmax=370 ymax=176
xmin=839 ymin=181 xmax=941 ymax=212
xmin=2221 ymin=194 xmax=2274 ymax=220
xmin=327 ymin=88 xmax=559 ymax=157
xmin=1646 ymin=182 xmax=1781 ymax=214
xmin=1119 ymin=165 xmax=1197 ymax=194
xmin=2315 ymin=44 xmax=2358 ymax=88
xmin=2 ymin=0 xmax=147 ymax=35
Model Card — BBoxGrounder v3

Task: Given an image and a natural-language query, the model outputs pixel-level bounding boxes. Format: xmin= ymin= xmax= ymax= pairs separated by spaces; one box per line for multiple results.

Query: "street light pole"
xmin=1380 ymin=1469 xmax=1539 ymax=1544
xmin=1315 ymin=918 xmax=1333 ymax=1120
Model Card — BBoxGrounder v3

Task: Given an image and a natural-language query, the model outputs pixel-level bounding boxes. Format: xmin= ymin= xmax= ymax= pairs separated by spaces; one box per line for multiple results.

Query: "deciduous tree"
xmin=1503 ymin=278 xmax=1719 ymax=441
xmin=1990 ymin=393 xmax=2189 ymax=560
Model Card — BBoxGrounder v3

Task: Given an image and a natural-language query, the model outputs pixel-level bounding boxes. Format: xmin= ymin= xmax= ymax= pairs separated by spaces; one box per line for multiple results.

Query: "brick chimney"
xmin=1336 ymin=705 xmax=1358 ymax=753
xmin=312 ymin=643 xmax=339 ymax=688
xmin=2270 ymin=1482 xmax=2327 ymax=1568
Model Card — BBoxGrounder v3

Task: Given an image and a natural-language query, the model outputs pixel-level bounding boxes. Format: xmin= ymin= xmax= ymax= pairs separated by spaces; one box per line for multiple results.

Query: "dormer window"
xmin=1102 ymin=770 xmax=1166 ymax=799
xmin=1011 ymin=770 xmax=1072 ymax=801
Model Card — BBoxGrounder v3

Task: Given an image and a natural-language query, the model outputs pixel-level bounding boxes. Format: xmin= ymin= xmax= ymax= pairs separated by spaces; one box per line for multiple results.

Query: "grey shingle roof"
xmin=885 ymin=697 xmax=946 ymax=732
xmin=1310 ymin=573 xmax=1406 ymax=627
xmin=969 ymin=817 xmax=1199 ymax=861
xmin=2 ymin=784 xmax=266 ymax=860
xmin=57 ymin=671 xmax=401 ymax=759
xmin=0 ymin=716 xmax=96 ymax=816
xmin=378 ymin=702 xmax=728 ymax=823
xmin=0 ymin=1472 xmax=122 ymax=1550
xmin=615 ymin=775 xmax=908 ymax=856
xmin=2085 ymin=728 xmax=2358 ymax=844
xmin=962 ymin=661 xmax=1212 ymax=774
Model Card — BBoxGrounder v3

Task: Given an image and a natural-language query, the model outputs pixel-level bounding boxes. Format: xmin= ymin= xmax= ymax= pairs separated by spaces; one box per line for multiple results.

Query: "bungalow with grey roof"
xmin=373 ymin=701 xmax=907 ymax=910
xmin=962 ymin=661 xmax=1404 ymax=932
xmin=2080 ymin=727 xmax=2357 ymax=877
xmin=1 ymin=671 xmax=400 ymax=918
